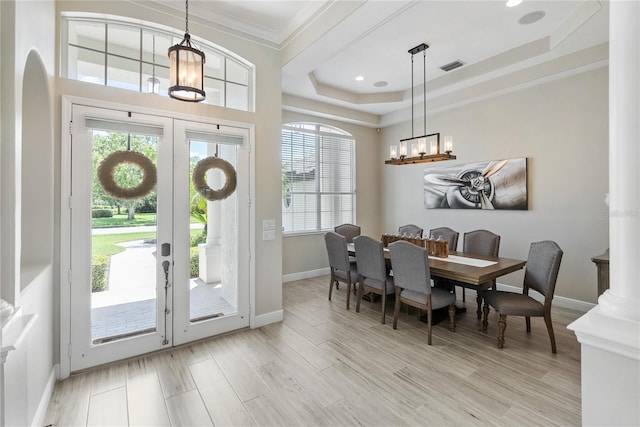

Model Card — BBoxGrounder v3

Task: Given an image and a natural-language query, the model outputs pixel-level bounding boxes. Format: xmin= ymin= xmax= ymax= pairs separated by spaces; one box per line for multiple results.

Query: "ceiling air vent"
xmin=440 ymin=60 xmax=465 ymax=72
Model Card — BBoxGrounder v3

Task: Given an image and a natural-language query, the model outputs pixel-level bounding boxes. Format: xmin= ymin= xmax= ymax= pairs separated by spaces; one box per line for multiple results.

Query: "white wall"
xmin=281 ymin=111 xmax=381 ymax=278
xmin=381 ymin=67 xmax=609 ymax=304
xmin=1 ymin=1 xmax=57 ymax=426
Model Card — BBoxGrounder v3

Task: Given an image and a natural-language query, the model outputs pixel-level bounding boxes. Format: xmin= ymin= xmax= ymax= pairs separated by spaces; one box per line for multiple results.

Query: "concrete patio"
xmin=91 ymin=239 xmax=235 ymax=343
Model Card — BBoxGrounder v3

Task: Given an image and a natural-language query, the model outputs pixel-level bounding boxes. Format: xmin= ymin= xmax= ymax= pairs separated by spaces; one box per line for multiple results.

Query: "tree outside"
xmin=92 ymin=132 xmax=158 ymax=219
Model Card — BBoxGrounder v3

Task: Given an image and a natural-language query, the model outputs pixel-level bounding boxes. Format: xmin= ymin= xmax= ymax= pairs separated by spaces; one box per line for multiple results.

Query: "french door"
xmin=69 ymin=104 xmax=250 ymax=371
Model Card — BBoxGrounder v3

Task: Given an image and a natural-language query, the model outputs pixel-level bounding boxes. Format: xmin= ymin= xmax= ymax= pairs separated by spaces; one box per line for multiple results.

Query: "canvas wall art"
xmin=424 ymin=157 xmax=528 ymax=210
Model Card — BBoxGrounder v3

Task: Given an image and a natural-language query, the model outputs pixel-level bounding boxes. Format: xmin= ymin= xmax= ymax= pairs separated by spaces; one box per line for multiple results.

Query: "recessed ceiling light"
xmin=506 ymin=0 xmax=523 ymax=7
xmin=519 ymin=10 xmax=545 ymax=25
xmin=374 ymin=81 xmax=388 ymax=87
xmin=355 ymin=76 xmax=365 ymax=81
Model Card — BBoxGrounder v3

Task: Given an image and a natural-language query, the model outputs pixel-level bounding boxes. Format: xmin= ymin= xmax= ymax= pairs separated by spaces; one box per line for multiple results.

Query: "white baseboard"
xmin=496 ymin=283 xmax=595 ymax=313
xmin=32 ymin=367 xmax=56 ymax=427
xmin=252 ymin=309 xmax=283 ymax=328
xmin=282 ymin=267 xmax=329 ymax=283
xmin=280 ymin=271 xmax=595 ymax=314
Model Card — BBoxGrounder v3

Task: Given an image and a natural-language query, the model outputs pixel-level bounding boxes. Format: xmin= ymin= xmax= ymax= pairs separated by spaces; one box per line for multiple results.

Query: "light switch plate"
xmin=263 ymin=219 xmax=276 ymax=230
xmin=263 ymin=229 xmax=275 ymax=240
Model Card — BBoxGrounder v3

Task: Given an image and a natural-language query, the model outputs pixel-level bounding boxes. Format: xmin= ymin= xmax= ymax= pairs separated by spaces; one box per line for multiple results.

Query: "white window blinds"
xmin=281 ymin=124 xmax=355 ymax=233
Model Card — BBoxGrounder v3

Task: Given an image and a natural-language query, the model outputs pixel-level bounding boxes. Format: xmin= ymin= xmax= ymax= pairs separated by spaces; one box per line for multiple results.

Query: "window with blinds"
xmin=281 ymin=123 xmax=355 ymax=233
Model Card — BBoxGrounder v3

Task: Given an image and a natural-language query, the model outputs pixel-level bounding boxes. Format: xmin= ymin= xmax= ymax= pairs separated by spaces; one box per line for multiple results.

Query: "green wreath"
xmin=97 ymin=151 xmax=157 ymax=200
xmin=192 ymin=156 xmax=237 ymax=201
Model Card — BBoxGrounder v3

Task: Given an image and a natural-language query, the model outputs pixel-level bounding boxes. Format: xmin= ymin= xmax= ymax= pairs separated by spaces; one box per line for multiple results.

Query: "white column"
xmin=205 ymin=172 xmax=221 ymax=246
xmin=568 ymin=2 xmax=640 ymax=425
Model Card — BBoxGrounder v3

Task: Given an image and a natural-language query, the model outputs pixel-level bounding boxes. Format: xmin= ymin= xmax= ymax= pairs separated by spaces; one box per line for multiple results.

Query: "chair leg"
xmin=355 ymin=281 xmax=364 ymax=313
xmin=393 ymin=294 xmax=401 ymax=330
xmin=462 ymin=288 xmax=466 ymax=302
xmin=482 ymin=304 xmax=490 ymax=331
xmin=381 ymin=292 xmax=386 ymax=324
xmin=427 ymin=308 xmax=433 ymax=345
xmin=328 ymin=274 xmax=334 ymax=301
xmin=497 ymin=314 xmax=507 ymax=348
xmin=544 ymin=313 xmax=557 ymax=354
xmin=346 ymin=279 xmax=351 ymax=311
xmin=525 ymin=316 xmax=531 ymax=332
xmin=448 ymin=304 xmax=456 ymax=332
xmin=476 ymin=291 xmax=483 ymax=319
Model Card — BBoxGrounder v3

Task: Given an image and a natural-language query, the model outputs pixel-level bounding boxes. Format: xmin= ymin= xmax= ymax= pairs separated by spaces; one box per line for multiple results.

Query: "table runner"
xmin=350 ymin=244 xmax=497 ymax=268
xmin=428 ymin=254 xmax=497 ymax=268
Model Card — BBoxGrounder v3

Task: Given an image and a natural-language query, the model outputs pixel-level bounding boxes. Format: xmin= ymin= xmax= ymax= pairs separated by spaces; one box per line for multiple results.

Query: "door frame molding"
xmin=59 ymin=95 xmax=255 ymax=379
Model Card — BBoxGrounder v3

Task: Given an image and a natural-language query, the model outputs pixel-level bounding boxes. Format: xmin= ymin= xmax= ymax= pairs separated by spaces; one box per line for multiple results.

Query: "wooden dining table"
xmin=347 ymin=243 xmax=526 ymax=288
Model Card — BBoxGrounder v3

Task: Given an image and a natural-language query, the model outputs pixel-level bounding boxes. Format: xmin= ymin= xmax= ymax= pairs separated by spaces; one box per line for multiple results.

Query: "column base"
xmin=198 ymin=243 xmax=222 ymax=284
xmin=568 ymin=301 xmax=640 ymax=426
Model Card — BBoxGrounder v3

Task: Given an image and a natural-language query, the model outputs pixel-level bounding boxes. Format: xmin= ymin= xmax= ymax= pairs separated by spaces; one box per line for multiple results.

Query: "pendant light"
xmin=168 ymin=0 xmax=206 ymax=102
xmin=385 ymin=43 xmax=455 ymax=165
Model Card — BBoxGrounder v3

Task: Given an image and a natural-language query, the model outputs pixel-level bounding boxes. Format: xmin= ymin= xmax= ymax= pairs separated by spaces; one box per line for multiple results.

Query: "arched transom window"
xmin=61 ymin=14 xmax=254 ymax=111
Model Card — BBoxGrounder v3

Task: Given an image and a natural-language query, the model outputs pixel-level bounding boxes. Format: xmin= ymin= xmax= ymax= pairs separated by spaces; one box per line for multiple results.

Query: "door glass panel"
xmin=226 ymin=82 xmax=248 ymax=111
xmin=91 ymin=131 xmax=158 ymax=344
xmin=107 ymin=24 xmax=140 ymax=59
xmin=107 ymin=55 xmax=141 ymax=91
xmin=188 ymin=140 xmax=238 ymax=322
xmin=204 ymin=77 xmax=224 ymax=107
xmin=68 ymin=46 xmax=105 ymax=85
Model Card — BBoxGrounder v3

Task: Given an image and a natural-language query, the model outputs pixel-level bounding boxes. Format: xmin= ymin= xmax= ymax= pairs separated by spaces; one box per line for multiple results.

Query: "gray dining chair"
xmin=453 ymin=229 xmax=501 ymax=318
xmin=334 ymin=223 xmax=361 ymax=243
xmin=429 ymin=227 xmax=459 ymax=252
xmin=324 ymin=231 xmax=358 ymax=310
xmin=482 ymin=240 xmax=563 ymax=353
xmin=389 ymin=241 xmax=456 ymax=344
xmin=353 ymin=235 xmax=395 ymax=324
xmin=335 ymin=223 xmax=361 ymax=268
xmin=398 ymin=224 xmax=423 ymax=237
xmin=429 ymin=226 xmax=460 ymax=293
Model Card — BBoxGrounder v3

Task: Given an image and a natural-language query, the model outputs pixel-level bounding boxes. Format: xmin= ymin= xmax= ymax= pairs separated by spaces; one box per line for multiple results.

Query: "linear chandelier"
xmin=168 ymin=0 xmax=206 ymax=102
xmin=386 ymin=43 xmax=455 ymax=165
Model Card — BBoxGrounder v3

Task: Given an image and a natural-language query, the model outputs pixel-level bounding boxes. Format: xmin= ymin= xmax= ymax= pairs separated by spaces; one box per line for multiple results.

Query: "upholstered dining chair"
xmin=334 ymin=223 xmax=361 ymax=243
xmin=353 ymin=235 xmax=395 ymax=324
xmin=429 ymin=226 xmax=460 ymax=293
xmin=429 ymin=227 xmax=459 ymax=252
xmin=454 ymin=229 xmax=501 ymax=317
xmin=389 ymin=240 xmax=456 ymax=344
xmin=324 ymin=231 xmax=358 ymax=310
xmin=334 ymin=223 xmax=361 ymax=270
xmin=482 ymin=240 xmax=563 ymax=353
xmin=398 ymin=224 xmax=423 ymax=237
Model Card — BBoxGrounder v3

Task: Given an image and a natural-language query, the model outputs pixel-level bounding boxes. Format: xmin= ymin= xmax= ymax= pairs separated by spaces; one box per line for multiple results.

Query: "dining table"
xmin=346 ymin=242 xmax=526 ymax=292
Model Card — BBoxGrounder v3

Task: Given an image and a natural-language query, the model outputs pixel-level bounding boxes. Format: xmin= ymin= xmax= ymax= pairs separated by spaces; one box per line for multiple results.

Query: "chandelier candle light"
xmin=168 ymin=0 xmax=206 ymax=102
xmin=386 ymin=43 xmax=455 ymax=165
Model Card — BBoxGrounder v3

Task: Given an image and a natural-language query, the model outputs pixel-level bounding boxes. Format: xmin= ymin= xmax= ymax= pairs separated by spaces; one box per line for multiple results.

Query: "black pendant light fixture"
xmin=386 ymin=43 xmax=455 ymax=165
xmin=168 ymin=0 xmax=206 ymax=102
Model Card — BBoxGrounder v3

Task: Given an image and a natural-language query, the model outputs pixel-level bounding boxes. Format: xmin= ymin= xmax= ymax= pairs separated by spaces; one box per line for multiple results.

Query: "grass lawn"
xmin=93 ymin=212 xmax=201 ymax=228
xmin=92 ymin=213 xmax=158 ymax=228
xmin=92 ymin=229 xmax=205 ymax=257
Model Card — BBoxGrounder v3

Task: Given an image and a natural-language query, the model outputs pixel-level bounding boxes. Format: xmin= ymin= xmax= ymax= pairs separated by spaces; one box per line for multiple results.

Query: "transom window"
xmin=61 ymin=15 xmax=254 ymax=111
xmin=281 ymin=123 xmax=355 ymax=234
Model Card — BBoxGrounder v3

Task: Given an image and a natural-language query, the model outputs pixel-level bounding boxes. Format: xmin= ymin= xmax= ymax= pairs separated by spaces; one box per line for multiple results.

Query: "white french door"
xmin=68 ymin=104 xmax=250 ymax=372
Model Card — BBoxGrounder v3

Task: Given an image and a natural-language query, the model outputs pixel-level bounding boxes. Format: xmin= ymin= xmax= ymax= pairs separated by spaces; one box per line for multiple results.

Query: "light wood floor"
xmin=45 ymin=276 xmax=583 ymax=426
